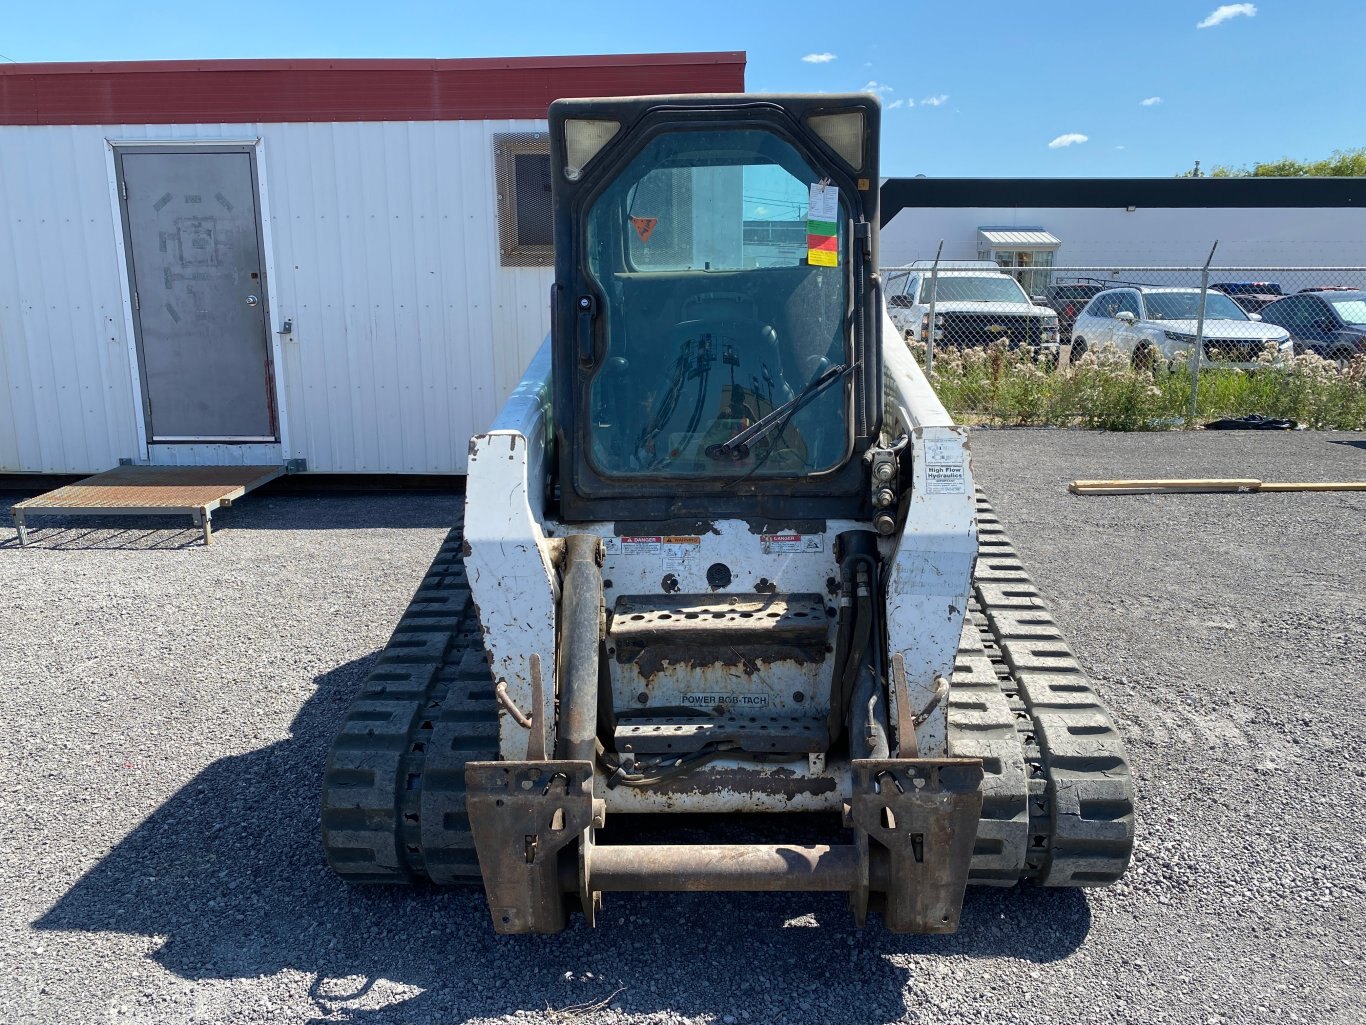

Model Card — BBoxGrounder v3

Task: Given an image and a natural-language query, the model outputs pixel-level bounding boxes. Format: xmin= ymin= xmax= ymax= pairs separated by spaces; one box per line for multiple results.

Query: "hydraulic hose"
xmin=829 ymin=575 xmax=872 ymax=742
xmin=828 ymin=531 xmax=885 ymax=750
xmin=849 ymin=660 xmax=891 ymax=760
xmin=826 ymin=584 xmax=854 ymax=739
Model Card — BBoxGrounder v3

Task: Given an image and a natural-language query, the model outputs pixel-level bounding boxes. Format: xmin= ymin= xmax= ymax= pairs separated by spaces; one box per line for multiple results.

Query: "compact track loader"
xmin=322 ymin=94 xmax=1135 ymax=933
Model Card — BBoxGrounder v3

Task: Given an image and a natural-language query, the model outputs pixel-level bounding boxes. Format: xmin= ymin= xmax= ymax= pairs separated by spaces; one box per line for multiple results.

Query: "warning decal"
xmin=604 ymin=535 xmax=662 ymax=556
xmin=926 ymin=463 xmax=966 ymax=495
xmin=924 ymin=437 xmax=966 ymax=494
xmin=760 ymin=533 xmax=825 ymax=554
xmin=631 ymin=216 xmax=658 ymax=243
xmin=661 ymin=535 xmax=701 ymax=572
xmin=662 ymin=535 xmax=701 ymax=559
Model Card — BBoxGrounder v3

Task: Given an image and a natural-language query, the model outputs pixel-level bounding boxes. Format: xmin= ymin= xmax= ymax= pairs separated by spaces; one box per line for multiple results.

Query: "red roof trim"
xmin=0 ymin=52 xmax=747 ymax=126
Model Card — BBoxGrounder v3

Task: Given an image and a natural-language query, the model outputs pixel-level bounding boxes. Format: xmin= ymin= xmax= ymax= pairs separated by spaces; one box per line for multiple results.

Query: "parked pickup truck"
xmin=887 ymin=261 xmax=1060 ymax=361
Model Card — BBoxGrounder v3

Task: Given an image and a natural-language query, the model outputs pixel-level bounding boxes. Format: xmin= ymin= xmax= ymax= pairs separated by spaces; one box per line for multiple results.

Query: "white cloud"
xmin=862 ymin=80 xmax=895 ymax=95
xmin=1048 ymin=133 xmax=1089 ymax=149
xmin=1115 ymin=144 xmax=1127 ymax=150
xmin=1197 ymin=3 xmax=1256 ymax=28
xmin=886 ymin=99 xmax=905 ymax=110
xmin=802 ymin=52 xmax=837 ymax=63
xmin=919 ymin=94 xmax=949 ymax=107
xmin=1140 ymin=96 xmax=1162 ymax=106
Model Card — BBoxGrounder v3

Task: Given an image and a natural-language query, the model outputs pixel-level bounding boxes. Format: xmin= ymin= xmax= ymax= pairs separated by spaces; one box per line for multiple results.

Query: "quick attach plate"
xmin=850 ymin=758 xmax=984 ymax=933
xmin=465 ymin=760 xmax=595 ymax=934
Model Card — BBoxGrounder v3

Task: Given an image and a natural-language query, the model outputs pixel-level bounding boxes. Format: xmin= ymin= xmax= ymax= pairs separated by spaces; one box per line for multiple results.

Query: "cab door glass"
xmin=583 ymin=128 xmax=852 ymax=479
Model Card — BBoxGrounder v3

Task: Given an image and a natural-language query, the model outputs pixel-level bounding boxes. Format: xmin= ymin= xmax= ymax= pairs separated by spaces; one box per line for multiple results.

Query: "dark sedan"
xmin=1258 ymin=290 xmax=1366 ymax=361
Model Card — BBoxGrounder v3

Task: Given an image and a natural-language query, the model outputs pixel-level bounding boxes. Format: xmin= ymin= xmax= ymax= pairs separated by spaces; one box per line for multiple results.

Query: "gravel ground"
xmin=1 ymin=430 xmax=1363 ymax=1025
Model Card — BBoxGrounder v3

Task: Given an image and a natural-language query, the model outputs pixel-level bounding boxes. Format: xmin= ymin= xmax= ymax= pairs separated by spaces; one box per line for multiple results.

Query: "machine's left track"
xmin=321 ymin=527 xmax=498 ymax=885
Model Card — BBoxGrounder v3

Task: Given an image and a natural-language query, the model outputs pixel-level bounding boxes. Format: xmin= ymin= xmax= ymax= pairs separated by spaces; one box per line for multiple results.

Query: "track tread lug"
xmin=322 ymin=523 xmax=498 ymax=887
xmin=950 ymin=490 xmax=1136 ymax=889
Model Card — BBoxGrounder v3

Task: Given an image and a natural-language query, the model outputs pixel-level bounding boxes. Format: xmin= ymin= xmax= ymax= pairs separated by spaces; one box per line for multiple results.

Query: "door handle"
xmin=576 ymin=294 xmax=598 ymax=369
xmin=245 ymin=295 xmax=260 ymax=308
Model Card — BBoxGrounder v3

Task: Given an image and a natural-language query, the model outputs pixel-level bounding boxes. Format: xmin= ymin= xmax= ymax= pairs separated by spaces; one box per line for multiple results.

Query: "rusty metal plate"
xmin=12 ymin=464 xmax=282 ymax=512
xmin=850 ymin=758 xmax=984 ymax=933
xmin=614 ymin=713 xmax=829 ymax=754
xmin=464 ymin=760 xmax=594 ymax=935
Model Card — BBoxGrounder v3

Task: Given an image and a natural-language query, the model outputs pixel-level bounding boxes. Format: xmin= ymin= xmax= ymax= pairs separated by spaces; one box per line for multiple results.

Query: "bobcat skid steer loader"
xmin=322 ymin=94 xmax=1135 ymax=934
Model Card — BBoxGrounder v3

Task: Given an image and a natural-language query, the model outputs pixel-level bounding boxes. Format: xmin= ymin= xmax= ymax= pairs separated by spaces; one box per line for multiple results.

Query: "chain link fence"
xmin=882 ymin=259 xmax=1366 ymax=429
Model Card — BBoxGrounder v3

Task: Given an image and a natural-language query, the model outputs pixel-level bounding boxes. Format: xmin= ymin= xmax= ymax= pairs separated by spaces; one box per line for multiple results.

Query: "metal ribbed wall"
xmin=0 ymin=119 xmax=554 ymax=474
xmin=0 ymin=125 xmax=142 ymax=473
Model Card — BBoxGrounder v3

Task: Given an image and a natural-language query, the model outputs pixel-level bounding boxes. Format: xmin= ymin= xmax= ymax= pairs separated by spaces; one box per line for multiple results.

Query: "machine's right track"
xmin=949 ymin=491 xmax=1136 ymax=888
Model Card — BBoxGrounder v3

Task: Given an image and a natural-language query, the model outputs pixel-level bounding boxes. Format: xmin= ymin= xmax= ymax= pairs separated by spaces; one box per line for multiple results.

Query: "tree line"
xmin=1179 ymin=148 xmax=1366 ymax=177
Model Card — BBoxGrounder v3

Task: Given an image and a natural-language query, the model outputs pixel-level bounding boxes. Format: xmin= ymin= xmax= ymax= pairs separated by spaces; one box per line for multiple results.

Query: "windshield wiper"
xmin=710 ymin=360 xmax=855 ymax=460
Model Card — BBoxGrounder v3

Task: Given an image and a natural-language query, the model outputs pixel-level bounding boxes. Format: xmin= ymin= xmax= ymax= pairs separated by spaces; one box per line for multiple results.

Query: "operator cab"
xmin=549 ymin=95 xmax=883 ymax=522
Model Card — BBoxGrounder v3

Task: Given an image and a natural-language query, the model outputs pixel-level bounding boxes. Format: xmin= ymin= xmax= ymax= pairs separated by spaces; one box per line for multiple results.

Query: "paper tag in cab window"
xmin=807 ymin=183 xmax=839 ymax=267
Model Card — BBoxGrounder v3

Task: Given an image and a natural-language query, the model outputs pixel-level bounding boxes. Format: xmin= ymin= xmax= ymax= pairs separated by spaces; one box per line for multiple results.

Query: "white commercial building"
xmin=880 ymin=177 xmax=1366 ymax=295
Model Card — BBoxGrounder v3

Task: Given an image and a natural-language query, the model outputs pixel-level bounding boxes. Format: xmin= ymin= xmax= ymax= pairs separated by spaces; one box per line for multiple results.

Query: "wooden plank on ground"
xmin=1070 ymin=478 xmax=1260 ymax=495
xmin=1070 ymin=478 xmax=1366 ymax=496
xmin=1255 ymin=482 xmax=1366 ymax=493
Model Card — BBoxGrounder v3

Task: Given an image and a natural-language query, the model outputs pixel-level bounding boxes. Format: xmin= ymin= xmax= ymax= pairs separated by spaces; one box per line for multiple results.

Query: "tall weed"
xmin=913 ymin=341 xmax=1366 ymax=430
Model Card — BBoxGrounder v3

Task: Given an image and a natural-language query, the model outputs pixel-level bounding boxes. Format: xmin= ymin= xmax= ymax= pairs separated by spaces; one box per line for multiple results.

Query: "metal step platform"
xmin=10 ymin=464 xmax=283 ymax=546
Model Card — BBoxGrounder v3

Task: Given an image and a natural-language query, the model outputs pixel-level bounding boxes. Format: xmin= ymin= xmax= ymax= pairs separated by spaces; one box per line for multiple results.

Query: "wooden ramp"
xmin=11 ymin=464 xmax=283 ymax=546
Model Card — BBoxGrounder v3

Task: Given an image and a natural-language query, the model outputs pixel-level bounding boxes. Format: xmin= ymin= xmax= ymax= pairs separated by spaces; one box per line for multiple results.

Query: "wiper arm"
xmin=713 ymin=361 xmax=855 ymax=458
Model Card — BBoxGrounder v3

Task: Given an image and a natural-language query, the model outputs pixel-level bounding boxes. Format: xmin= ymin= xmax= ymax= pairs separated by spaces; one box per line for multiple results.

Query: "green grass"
xmin=914 ymin=341 xmax=1366 ymax=430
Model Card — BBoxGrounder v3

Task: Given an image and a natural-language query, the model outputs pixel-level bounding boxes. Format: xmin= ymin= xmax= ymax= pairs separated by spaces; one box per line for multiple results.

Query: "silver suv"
xmin=1070 ymin=286 xmax=1292 ymax=368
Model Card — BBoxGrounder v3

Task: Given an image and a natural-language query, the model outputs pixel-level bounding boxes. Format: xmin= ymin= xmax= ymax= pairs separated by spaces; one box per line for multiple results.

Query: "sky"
xmin=3 ymin=0 xmax=1363 ymax=178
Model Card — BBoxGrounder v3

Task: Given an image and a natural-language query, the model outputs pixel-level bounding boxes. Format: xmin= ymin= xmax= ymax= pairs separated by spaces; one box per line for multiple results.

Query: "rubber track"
xmin=949 ymin=491 xmax=1136 ymax=887
xmin=321 ymin=528 xmax=498 ymax=886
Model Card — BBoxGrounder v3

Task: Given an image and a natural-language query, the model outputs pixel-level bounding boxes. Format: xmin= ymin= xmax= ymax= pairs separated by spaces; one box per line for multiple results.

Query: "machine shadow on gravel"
xmin=36 ymin=654 xmax=1091 ymax=1024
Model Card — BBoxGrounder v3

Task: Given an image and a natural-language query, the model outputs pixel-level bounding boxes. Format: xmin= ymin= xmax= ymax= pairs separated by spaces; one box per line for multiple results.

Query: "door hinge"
xmin=120 ymin=180 xmax=128 ymax=201
xmin=133 ymin=290 xmax=140 ymax=311
xmin=855 ymin=221 xmax=873 ymax=259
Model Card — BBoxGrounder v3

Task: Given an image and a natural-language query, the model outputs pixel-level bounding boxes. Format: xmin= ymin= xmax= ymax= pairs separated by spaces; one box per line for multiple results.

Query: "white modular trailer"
xmin=1 ymin=118 xmax=554 ymax=474
xmin=0 ymin=55 xmax=745 ymax=475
